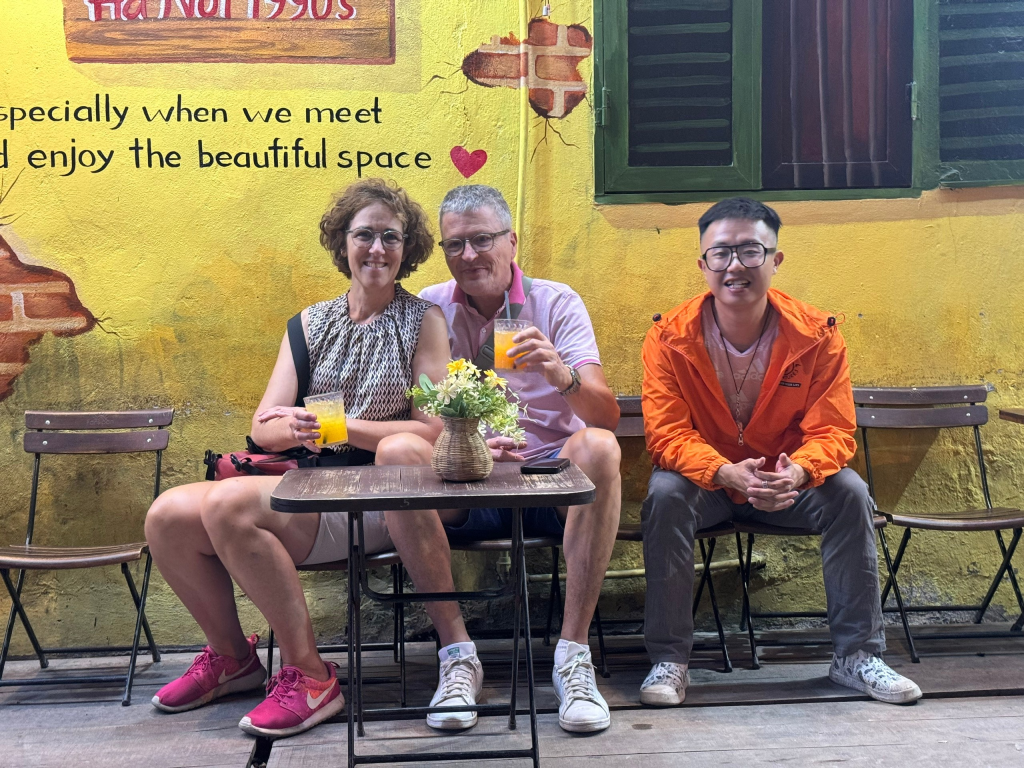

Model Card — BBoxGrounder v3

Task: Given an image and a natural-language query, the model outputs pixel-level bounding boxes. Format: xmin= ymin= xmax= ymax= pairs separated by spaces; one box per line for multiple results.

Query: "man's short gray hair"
xmin=439 ymin=185 xmax=513 ymax=232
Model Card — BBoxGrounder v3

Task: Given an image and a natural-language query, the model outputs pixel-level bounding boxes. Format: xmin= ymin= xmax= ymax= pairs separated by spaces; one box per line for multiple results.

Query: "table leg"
xmin=508 ymin=506 xmax=523 ymax=731
xmin=347 ymin=511 xmax=356 ymax=768
xmin=354 ymin=512 xmax=365 ymax=738
xmin=515 ymin=508 xmax=540 ymax=768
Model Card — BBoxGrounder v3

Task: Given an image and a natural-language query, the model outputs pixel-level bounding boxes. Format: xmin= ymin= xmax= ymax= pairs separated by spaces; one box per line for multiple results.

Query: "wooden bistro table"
xmin=270 ymin=462 xmax=597 ymax=768
xmin=1000 ymin=409 xmax=1024 ymax=426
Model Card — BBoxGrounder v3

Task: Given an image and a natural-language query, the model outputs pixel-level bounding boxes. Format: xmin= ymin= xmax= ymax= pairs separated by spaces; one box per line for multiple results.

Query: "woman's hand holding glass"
xmin=254 ymin=405 xmax=322 ymax=453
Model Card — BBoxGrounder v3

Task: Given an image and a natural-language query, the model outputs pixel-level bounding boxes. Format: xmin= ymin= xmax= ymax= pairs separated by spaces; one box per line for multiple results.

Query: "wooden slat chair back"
xmin=0 ymin=408 xmax=172 ymax=705
xmin=855 ymin=385 xmax=1024 ymax=659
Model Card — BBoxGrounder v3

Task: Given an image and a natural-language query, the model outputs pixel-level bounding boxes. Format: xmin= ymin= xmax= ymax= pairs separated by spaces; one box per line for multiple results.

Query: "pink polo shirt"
xmin=419 ymin=262 xmax=603 ymax=460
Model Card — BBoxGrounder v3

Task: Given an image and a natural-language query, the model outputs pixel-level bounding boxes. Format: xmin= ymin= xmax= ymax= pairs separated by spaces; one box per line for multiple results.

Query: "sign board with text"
xmin=63 ymin=0 xmax=395 ymax=64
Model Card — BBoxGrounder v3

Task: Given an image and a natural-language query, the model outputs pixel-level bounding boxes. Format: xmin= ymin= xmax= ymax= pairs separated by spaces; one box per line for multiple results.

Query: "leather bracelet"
xmin=558 ymin=365 xmax=582 ymax=396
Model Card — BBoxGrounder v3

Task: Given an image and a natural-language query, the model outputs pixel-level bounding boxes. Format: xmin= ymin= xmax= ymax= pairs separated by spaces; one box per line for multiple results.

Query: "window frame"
xmin=594 ymin=0 xmax=940 ymax=204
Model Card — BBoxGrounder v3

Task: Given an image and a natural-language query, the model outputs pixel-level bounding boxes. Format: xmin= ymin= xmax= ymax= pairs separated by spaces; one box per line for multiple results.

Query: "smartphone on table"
xmin=521 ymin=457 xmax=570 ymax=474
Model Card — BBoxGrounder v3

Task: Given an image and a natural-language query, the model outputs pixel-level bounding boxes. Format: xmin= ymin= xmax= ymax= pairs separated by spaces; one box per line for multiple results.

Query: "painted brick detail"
xmin=0 ymin=233 xmax=95 ymax=400
xmin=462 ymin=18 xmax=592 ymax=119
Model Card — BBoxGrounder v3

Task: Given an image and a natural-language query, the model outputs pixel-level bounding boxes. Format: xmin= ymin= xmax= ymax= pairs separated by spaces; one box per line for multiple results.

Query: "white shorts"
xmin=300 ymin=510 xmax=393 ymax=565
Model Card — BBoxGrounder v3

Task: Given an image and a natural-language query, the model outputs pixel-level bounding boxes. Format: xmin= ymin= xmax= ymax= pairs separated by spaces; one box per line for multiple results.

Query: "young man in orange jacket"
xmin=639 ymin=197 xmax=921 ymax=706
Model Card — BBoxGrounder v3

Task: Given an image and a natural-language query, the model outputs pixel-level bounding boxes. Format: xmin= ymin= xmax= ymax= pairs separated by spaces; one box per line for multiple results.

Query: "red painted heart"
xmin=450 ymin=147 xmax=488 ymax=178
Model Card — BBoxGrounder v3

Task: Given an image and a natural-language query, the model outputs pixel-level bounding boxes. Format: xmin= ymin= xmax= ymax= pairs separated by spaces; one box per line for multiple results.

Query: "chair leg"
xmin=397 ymin=563 xmax=407 ymax=708
xmin=881 ymin=527 xmax=912 ymax=607
xmin=735 ymin=532 xmax=748 ymax=632
xmin=696 ymin=536 xmax=712 ymax=622
xmin=878 ymin=527 xmax=918 ymax=663
xmin=544 ymin=546 xmax=559 ymax=646
xmin=701 ymin=539 xmax=732 ymax=674
xmin=592 ymin=604 xmax=610 ymax=678
xmin=122 ymin=561 xmax=160 ymax=663
xmin=122 ymin=553 xmax=154 ymax=706
xmin=739 ymin=533 xmax=759 ymax=669
xmin=266 ymin=629 xmax=276 ymax=682
xmin=997 ymin=529 xmax=1024 ymax=617
xmin=0 ymin=568 xmax=48 ymax=673
xmin=975 ymin=528 xmax=1023 ymax=624
xmin=391 ymin=565 xmax=400 ymax=663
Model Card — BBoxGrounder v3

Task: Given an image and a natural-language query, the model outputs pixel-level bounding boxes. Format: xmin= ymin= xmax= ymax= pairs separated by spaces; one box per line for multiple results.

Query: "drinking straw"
xmin=504 ymin=290 xmax=511 ymax=319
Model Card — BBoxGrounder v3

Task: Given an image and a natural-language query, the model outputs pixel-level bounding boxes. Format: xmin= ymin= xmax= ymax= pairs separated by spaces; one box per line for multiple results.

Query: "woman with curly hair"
xmin=144 ymin=179 xmax=449 ymax=739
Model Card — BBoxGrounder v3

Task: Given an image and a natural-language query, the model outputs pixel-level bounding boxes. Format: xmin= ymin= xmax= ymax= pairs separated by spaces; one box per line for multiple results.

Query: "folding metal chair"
xmin=265 ymin=550 xmax=409 ymax=704
xmin=735 ymin=512 xmax=896 ymax=668
xmin=856 ymin=385 xmax=1024 ymax=661
xmin=0 ymin=409 xmax=171 ymax=705
xmin=586 ymin=522 xmax=735 ymax=674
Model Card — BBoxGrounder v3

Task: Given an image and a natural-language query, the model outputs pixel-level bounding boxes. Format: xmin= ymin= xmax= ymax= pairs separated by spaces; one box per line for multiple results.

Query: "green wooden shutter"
xmin=595 ymin=0 xmax=761 ymax=195
xmin=938 ymin=0 xmax=1024 ymax=187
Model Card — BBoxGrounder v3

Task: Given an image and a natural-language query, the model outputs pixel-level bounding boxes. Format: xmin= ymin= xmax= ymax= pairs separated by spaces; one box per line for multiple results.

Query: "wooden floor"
xmin=2 ymin=626 xmax=1024 ymax=767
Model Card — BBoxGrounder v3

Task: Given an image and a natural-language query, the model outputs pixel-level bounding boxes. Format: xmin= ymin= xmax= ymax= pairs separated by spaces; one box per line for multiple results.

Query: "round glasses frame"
xmin=701 ymin=242 xmax=775 ymax=272
xmin=439 ymin=229 xmax=511 ymax=258
xmin=345 ymin=228 xmax=408 ymax=251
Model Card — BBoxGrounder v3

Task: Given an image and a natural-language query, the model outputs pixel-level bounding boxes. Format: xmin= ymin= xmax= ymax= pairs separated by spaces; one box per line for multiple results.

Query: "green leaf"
xmin=419 ymin=373 xmax=435 ymax=392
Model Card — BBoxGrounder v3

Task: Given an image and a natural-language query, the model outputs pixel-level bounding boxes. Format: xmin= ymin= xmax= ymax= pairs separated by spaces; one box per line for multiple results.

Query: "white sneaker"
xmin=426 ymin=642 xmax=484 ymax=730
xmin=552 ymin=642 xmax=610 ymax=733
xmin=829 ymin=649 xmax=922 ymax=704
xmin=639 ymin=661 xmax=688 ymax=706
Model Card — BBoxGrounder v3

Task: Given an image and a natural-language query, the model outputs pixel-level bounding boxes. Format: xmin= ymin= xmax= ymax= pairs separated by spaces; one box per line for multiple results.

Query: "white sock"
xmin=554 ymin=638 xmax=590 ymax=667
xmin=438 ymin=641 xmax=477 ymax=663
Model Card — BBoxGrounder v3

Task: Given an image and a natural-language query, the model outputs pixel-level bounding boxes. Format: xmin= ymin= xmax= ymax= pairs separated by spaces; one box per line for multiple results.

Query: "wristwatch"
xmin=558 ymin=365 xmax=582 ymax=396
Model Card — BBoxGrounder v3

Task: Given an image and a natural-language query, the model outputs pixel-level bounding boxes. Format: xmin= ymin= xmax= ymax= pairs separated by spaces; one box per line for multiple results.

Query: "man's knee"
xmin=818 ymin=469 xmax=873 ymax=527
xmin=568 ymin=427 xmax=621 ymax=483
xmin=376 ymin=433 xmax=432 ymax=466
xmin=642 ymin=469 xmax=701 ymax=527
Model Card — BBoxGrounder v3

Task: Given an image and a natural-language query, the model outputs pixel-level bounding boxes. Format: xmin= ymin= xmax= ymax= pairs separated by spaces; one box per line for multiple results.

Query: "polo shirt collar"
xmin=451 ymin=261 xmax=526 ymax=316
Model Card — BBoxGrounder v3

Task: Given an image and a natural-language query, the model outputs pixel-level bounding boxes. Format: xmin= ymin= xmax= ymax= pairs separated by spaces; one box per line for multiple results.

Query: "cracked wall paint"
xmin=0 ymin=232 xmax=95 ymax=400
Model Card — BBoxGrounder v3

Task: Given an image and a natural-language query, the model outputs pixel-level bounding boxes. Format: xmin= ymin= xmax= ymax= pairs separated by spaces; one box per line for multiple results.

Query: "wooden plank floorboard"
xmin=4 ymin=632 xmax=1024 ymax=768
xmin=267 ymin=696 xmax=1024 ymax=767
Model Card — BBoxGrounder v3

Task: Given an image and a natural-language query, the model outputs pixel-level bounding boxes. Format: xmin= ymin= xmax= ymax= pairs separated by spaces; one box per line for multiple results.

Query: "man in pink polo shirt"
xmin=382 ymin=185 xmax=621 ymax=734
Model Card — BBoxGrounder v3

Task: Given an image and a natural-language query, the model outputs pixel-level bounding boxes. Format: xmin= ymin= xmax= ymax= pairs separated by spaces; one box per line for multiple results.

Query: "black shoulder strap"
xmin=287 ymin=312 xmax=310 ymax=407
xmin=472 ymin=276 xmax=534 ymax=371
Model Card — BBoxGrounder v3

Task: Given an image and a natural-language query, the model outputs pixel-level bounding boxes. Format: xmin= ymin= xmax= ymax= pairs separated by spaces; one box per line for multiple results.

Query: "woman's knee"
xmin=145 ymin=485 xmax=203 ymax=544
xmin=375 ymin=432 xmax=433 ymax=466
xmin=199 ymin=478 xmax=262 ymax=536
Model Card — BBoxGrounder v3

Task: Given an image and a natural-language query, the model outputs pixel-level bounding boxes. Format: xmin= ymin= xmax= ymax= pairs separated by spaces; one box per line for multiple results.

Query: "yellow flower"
xmin=484 ymin=370 xmax=507 ymax=389
xmin=447 ymin=359 xmax=468 ymax=375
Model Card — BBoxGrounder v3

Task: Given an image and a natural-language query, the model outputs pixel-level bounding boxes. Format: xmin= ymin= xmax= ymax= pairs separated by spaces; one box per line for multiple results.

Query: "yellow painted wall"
xmin=2 ymin=0 xmax=1024 ymax=655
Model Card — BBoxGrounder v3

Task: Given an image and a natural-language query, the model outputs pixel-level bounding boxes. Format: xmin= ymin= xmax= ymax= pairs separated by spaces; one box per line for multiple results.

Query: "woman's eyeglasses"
xmin=346 ymin=228 xmax=407 ymax=251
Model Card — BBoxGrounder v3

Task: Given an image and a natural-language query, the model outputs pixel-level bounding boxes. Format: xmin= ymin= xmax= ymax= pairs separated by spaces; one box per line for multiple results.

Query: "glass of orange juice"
xmin=493 ymin=319 xmax=532 ymax=370
xmin=303 ymin=392 xmax=349 ymax=449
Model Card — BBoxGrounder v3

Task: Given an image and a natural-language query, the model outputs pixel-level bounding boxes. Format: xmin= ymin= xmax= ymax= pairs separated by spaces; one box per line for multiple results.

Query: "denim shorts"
xmin=443 ymin=449 xmax=565 ymax=543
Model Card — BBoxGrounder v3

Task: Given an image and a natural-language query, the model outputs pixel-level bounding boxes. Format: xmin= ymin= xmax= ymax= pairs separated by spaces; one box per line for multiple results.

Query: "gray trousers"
xmin=642 ymin=467 xmax=885 ymax=664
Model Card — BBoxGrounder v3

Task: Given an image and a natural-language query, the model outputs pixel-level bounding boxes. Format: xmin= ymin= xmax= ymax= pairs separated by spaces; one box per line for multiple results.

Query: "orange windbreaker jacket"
xmin=641 ymin=288 xmax=857 ymax=503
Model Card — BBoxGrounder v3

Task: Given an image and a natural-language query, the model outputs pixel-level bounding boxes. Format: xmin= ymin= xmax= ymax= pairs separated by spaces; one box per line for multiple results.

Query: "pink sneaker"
xmin=152 ymin=634 xmax=266 ymax=713
xmin=238 ymin=662 xmax=345 ymax=739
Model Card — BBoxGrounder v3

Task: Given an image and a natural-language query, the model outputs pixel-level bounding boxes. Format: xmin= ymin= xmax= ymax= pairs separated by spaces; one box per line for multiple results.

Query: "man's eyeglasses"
xmin=346 ymin=228 xmax=407 ymax=251
xmin=439 ymin=230 xmax=511 ymax=258
xmin=701 ymin=242 xmax=774 ymax=272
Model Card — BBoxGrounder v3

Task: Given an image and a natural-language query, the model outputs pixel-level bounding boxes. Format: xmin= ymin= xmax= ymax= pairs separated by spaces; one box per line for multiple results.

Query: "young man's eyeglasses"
xmin=439 ymin=230 xmax=511 ymax=258
xmin=701 ymin=242 xmax=774 ymax=272
xmin=345 ymin=228 xmax=407 ymax=251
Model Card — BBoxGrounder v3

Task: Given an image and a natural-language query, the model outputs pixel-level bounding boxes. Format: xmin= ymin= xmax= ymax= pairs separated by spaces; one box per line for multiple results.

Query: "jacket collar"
xmin=658 ymin=287 xmax=835 ymax=366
